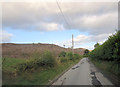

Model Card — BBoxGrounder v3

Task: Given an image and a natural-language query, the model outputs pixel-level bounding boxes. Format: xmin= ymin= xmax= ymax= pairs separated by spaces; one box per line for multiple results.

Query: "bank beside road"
xmin=3 ymin=52 xmax=82 ymax=85
xmin=53 ymin=58 xmax=113 ymax=85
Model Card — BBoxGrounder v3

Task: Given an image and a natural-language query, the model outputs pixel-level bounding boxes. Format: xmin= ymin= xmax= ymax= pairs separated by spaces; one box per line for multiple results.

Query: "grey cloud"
xmin=56 ymin=33 xmax=112 ymax=49
xmin=2 ymin=2 xmax=118 ymax=35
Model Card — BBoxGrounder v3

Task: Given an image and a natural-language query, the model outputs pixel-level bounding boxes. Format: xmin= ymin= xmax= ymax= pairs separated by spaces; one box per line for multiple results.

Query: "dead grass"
xmin=2 ymin=43 xmax=85 ymax=59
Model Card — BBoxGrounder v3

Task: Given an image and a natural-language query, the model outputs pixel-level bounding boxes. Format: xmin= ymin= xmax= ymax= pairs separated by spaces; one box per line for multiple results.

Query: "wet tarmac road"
xmin=53 ymin=58 xmax=113 ymax=86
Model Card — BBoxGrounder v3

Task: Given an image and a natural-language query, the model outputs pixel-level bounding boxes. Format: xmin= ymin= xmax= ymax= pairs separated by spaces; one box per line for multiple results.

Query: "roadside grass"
xmin=3 ymin=57 xmax=82 ymax=85
xmin=90 ymin=58 xmax=120 ymax=84
xmin=90 ymin=59 xmax=119 ymax=75
xmin=2 ymin=58 xmax=27 ymax=72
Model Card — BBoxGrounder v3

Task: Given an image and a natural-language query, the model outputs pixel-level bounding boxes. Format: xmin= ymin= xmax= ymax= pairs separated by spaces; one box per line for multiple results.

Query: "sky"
xmin=0 ymin=0 xmax=118 ymax=50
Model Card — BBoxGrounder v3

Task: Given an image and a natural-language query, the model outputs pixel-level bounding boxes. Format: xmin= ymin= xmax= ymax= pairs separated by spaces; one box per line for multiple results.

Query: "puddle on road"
xmin=72 ymin=65 xmax=80 ymax=70
xmin=90 ymin=71 xmax=102 ymax=86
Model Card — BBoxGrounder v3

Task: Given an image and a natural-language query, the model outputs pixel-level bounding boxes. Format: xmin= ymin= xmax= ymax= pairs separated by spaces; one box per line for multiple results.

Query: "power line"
xmin=56 ymin=0 xmax=71 ymax=29
xmin=56 ymin=0 xmax=74 ymax=51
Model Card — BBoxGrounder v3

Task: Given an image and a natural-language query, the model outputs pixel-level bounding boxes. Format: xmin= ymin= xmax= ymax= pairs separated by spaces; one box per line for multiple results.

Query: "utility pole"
xmin=72 ymin=34 xmax=74 ymax=54
xmin=63 ymin=44 xmax=65 ymax=48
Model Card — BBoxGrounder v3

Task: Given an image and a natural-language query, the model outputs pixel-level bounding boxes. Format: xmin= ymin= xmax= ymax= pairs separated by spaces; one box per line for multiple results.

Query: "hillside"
xmin=2 ymin=43 xmax=85 ymax=58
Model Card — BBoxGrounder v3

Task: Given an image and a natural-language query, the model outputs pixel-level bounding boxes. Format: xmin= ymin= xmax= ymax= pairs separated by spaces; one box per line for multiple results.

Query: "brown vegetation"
xmin=2 ymin=43 xmax=85 ymax=58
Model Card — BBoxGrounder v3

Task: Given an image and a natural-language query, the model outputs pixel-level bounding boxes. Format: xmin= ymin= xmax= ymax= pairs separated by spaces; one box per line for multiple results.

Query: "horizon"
xmin=1 ymin=42 xmax=87 ymax=49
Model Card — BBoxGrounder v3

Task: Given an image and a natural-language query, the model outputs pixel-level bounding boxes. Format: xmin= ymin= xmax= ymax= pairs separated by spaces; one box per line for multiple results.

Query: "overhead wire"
xmin=56 ymin=0 xmax=71 ymax=29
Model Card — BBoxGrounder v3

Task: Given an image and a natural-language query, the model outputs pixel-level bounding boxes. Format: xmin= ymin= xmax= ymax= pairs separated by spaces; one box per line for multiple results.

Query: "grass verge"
xmin=2 ymin=58 xmax=27 ymax=72
xmin=3 ymin=57 xmax=82 ymax=85
xmin=90 ymin=58 xmax=120 ymax=85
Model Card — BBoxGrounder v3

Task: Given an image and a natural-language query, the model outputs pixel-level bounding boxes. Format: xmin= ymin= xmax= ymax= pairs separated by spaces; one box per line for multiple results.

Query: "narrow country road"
xmin=52 ymin=58 xmax=113 ymax=85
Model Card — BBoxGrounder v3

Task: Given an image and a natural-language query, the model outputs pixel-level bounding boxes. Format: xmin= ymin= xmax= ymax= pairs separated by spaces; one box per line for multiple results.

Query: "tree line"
xmin=89 ymin=30 xmax=120 ymax=61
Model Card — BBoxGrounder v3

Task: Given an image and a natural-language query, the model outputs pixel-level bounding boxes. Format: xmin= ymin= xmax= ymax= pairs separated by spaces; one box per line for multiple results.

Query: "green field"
xmin=3 ymin=58 xmax=27 ymax=72
xmin=3 ymin=56 xmax=82 ymax=85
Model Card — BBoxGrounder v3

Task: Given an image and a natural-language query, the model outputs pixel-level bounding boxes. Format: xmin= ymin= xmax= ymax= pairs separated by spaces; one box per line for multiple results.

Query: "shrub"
xmin=60 ymin=57 xmax=67 ymax=63
xmin=84 ymin=49 xmax=89 ymax=56
xmin=89 ymin=30 xmax=120 ymax=61
xmin=73 ymin=54 xmax=80 ymax=59
xmin=66 ymin=52 xmax=73 ymax=60
xmin=59 ymin=51 xmax=66 ymax=57
xmin=59 ymin=51 xmax=67 ymax=63
xmin=40 ymin=51 xmax=57 ymax=67
xmin=16 ymin=51 xmax=57 ymax=73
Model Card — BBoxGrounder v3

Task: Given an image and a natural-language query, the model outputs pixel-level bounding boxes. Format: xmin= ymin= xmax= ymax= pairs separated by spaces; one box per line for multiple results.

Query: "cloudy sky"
xmin=1 ymin=1 xmax=118 ymax=50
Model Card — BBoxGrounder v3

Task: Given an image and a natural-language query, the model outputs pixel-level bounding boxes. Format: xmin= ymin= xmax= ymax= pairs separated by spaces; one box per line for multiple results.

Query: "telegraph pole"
xmin=72 ymin=34 xmax=74 ymax=54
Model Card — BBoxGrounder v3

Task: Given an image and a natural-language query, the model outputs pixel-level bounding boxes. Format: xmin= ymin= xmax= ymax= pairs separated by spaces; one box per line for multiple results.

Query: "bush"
xmin=40 ymin=51 xmax=57 ymax=67
xmin=66 ymin=52 xmax=73 ymax=60
xmin=60 ymin=57 xmax=67 ymax=63
xmin=16 ymin=50 xmax=82 ymax=73
xmin=59 ymin=51 xmax=68 ymax=63
xmin=73 ymin=54 xmax=80 ymax=59
xmin=60 ymin=53 xmax=82 ymax=63
xmin=89 ymin=30 xmax=120 ymax=78
xmin=84 ymin=49 xmax=89 ymax=56
xmin=89 ymin=30 xmax=120 ymax=61
xmin=59 ymin=51 xmax=66 ymax=57
xmin=16 ymin=51 xmax=57 ymax=73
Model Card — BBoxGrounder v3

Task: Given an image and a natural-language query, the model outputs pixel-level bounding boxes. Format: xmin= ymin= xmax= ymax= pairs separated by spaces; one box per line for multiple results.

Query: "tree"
xmin=89 ymin=30 xmax=120 ymax=61
xmin=94 ymin=42 xmax=100 ymax=48
xmin=84 ymin=49 xmax=89 ymax=55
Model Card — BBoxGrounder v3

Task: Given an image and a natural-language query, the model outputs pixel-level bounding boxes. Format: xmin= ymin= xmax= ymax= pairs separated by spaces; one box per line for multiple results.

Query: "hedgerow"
xmin=89 ymin=30 xmax=120 ymax=76
xmin=89 ymin=30 xmax=120 ymax=61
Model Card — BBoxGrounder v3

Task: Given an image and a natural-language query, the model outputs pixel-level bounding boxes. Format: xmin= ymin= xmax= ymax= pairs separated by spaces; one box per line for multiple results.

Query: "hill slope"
xmin=2 ymin=43 xmax=85 ymax=58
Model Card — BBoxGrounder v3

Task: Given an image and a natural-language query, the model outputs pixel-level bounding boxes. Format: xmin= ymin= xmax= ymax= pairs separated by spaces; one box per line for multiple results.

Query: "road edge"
xmin=89 ymin=59 xmax=120 ymax=86
xmin=47 ymin=59 xmax=81 ymax=86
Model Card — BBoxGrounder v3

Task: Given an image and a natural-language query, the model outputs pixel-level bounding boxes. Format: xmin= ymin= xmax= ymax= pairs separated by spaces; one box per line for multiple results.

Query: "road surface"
xmin=53 ymin=58 xmax=113 ymax=85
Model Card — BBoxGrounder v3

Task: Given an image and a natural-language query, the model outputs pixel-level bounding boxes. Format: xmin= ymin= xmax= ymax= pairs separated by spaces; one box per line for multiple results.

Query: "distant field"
xmin=2 ymin=43 xmax=85 ymax=58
